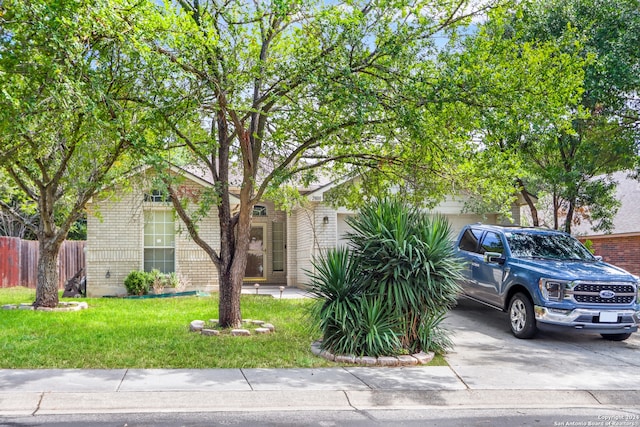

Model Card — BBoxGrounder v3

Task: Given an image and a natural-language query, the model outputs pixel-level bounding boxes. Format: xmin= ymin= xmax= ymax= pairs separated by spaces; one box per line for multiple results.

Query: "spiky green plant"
xmin=307 ymin=197 xmax=463 ymax=357
xmin=307 ymin=249 xmax=403 ymax=356
xmin=346 ymin=198 xmax=463 ymax=353
xmin=306 ymin=247 xmax=366 ymax=354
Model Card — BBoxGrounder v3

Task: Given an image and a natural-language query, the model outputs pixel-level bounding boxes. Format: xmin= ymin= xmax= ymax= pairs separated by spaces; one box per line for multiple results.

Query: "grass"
xmin=0 ymin=287 xmax=447 ymax=369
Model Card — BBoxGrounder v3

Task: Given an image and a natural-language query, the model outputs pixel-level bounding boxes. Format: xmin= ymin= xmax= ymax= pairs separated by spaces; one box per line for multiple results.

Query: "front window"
xmin=253 ymin=205 xmax=267 ymax=217
xmin=272 ymin=222 xmax=285 ymax=272
xmin=480 ymin=232 xmax=504 ymax=255
xmin=144 ymin=210 xmax=175 ymax=273
xmin=506 ymin=232 xmax=594 ymax=261
xmin=144 ymin=189 xmax=172 ymax=203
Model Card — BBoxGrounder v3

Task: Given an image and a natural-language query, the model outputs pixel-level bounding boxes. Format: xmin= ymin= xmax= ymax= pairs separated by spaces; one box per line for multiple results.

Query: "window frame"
xmin=143 ymin=209 xmax=176 ymax=274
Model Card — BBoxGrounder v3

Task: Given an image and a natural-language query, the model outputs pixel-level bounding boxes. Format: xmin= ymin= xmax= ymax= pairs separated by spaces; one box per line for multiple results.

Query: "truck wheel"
xmin=508 ymin=293 xmax=537 ymax=339
xmin=600 ymin=333 xmax=631 ymax=341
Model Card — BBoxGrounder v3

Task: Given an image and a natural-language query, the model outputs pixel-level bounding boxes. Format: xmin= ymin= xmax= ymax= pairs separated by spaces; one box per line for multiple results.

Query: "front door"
xmin=245 ymin=225 xmax=266 ymax=280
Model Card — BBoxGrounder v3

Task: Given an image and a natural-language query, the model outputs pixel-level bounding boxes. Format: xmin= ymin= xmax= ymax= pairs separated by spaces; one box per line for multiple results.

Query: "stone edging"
xmin=310 ymin=341 xmax=434 ymax=366
xmin=2 ymin=302 xmax=89 ymax=312
xmin=189 ymin=319 xmax=276 ymax=336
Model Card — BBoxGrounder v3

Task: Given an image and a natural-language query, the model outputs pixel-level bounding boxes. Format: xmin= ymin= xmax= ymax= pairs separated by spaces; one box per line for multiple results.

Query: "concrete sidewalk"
xmin=2 ymin=298 xmax=640 ymax=416
xmin=1 ymin=367 xmax=639 ymax=416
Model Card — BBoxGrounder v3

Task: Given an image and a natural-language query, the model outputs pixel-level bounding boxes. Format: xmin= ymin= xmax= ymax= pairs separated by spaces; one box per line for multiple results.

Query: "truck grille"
xmin=572 ymin=283 xmax=636 ymax=304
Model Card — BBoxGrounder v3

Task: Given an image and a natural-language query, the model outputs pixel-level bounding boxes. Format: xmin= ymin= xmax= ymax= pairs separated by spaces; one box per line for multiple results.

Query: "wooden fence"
xmin=0 ymin=237 xmax=86 ymax=289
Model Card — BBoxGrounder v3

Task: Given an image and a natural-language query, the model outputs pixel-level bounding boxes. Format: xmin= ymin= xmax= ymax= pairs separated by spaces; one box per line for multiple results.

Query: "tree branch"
xmin=164 ymin=178 xmax=222 ymax=268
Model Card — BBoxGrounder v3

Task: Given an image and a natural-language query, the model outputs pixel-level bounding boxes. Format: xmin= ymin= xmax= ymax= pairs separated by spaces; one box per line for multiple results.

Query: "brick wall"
xmin=86 ymin=172 xmax=219 ymax=297
xmin=580 ymin=235 xmax=640 ymax=277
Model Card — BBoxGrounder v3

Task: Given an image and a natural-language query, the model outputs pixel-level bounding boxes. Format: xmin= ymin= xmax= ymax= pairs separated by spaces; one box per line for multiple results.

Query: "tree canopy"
xmin=122 ymin=0 xmax=519 ymax=327
xmin=473 ymin=0 xmax=640 ymax=232
xmin=0 ymin=0 xmax=150 ymax=306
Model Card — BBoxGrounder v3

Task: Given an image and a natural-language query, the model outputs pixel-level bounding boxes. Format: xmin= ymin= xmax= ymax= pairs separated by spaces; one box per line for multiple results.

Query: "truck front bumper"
xmin=534 ymin=305 xmax=640 ymax=334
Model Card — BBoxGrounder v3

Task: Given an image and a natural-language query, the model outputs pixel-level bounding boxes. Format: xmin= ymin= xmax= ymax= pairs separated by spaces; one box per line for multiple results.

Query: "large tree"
xmin=438 ymin=8 xmax=590 ymax=221
xmin=483 ymin=0 xmax=640 ymax=232
xmin=0 ymin=0 xmax=149 ymax=307
xmin=127 ymin=0 xmax=506 ymax=328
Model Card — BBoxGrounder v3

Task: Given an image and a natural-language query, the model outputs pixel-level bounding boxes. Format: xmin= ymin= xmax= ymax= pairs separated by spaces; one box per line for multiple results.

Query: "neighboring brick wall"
xmin=580 ymin=235 xmax=640 ymax=277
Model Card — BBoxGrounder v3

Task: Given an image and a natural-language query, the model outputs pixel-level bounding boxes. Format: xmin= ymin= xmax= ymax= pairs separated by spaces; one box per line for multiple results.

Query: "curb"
xmin=3 ymin=390 xmax=639 ymax=416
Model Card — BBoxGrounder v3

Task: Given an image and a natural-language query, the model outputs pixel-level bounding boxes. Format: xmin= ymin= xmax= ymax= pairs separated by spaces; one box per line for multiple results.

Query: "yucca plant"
xmin=306 ymin=247 xmax=367 ymax=354
xmin=307 ymin=249 xmax=402 ymax=356
xmin=346 ymin=198 xmax=463 ymax=353
xmin=307 ymin=197 xmax=463 ymax=357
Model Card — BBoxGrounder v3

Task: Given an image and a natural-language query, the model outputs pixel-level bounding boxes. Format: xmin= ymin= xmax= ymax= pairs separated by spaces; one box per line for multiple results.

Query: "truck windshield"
xmin=506 ymin=232 xmax=595 ymax=261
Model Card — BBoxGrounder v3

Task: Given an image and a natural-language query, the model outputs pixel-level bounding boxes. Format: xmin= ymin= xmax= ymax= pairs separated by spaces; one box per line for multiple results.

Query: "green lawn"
xmin=0 ymin=287 xmax=446 ymax=368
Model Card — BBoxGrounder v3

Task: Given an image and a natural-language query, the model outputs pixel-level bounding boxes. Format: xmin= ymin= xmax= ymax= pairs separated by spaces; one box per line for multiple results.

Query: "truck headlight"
xmin=539 ymin=279 xmax=567 ymax=301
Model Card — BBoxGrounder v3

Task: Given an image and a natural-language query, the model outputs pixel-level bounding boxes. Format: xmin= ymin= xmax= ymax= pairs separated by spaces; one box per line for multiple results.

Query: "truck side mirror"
xmin=484 ymin=252 xmax=505 ymax=265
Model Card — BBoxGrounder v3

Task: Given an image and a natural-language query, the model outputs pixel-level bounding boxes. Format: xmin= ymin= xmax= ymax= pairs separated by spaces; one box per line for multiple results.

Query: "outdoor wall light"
xmin=323 ymin=216 xmax=329 ymax=224
xmin=105 ymin=270 xmax=111 ymax=279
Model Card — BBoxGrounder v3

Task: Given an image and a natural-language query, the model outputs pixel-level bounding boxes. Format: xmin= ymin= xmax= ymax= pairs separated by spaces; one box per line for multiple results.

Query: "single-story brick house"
xmin=574 ymin=170 xmax=640 ymax=277
xmin=85 ymin=166 xmax=525 ymax=297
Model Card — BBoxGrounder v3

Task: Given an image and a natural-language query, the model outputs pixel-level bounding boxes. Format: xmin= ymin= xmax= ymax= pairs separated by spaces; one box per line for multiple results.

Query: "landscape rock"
xmin=231 ymin=329 xmax=251 ymax=336
xmin=412 ymin=351 xmax=435 ymax=365
xmin=190 ymin=320 xmax=205 ymax=332
xmin=335 ymin=355 xmax=356 ymax=364
xmin=310 ymin=343 xmax=322 ymax=356
xmin=201 ymin=329 xmax=220 ymax=336
xmin=262 ymin=323 xmax=275 ymax=332
xmin=319 ymin=350 xmax=335 ymax=361
xmin=397 ymin=355 xmax=419 ymax=365
xmin=254 ymin=328 xmax=270 ymax=334
xmin=376 ymin=356 xmax=400 ymax=366
xmin=355 ymin=356 xmax=378 ymax=365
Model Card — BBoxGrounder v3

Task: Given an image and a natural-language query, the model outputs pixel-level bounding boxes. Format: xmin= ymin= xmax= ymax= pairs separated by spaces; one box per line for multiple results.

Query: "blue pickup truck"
xmin=455 ymin=224 xmax=640 ymax=340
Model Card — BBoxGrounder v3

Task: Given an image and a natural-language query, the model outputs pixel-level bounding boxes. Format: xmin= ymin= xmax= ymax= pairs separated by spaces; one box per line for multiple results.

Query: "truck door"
xmin=474 ymin=231 xmax=506 ymax=306
xmin=456 ymin=227 xmax=484 ymax=299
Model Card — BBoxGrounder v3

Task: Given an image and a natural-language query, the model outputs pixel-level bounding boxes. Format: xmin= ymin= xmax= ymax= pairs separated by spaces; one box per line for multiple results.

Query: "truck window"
xmin=458 ymin=228 xmax=482 ymax=253
xmin=480 ymin=232 xmax=504 ymax=255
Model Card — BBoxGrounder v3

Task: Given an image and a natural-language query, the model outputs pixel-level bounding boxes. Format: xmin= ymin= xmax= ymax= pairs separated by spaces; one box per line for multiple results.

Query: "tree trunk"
xmin=552 ymin=191 xmax=559 ymax=230
xmin=218 ymin=266 xmax=242 ymax=328
xmin=34 ymin=239 xmax=63 ymax=308
xmin=217 ymin=196 xmax=253 ymax=328
xmin=564 ymin=201 xmax=575 ymax=234
xmin=516 ymin=178 xmax=538 ymax=227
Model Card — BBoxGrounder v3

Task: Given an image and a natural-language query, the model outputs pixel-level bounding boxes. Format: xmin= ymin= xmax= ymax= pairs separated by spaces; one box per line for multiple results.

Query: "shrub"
xmin=147 ymin=270 xmax=181 ymax=294
xmin=149 ymin=269 xmax=165 ymax=294
xmin=124 ymin=270 xmax=152 ymax=296
xmin=307 ymin=197 xmax=463 ymax=356
xmin=166 ymin=272 xmax=180 ymax=288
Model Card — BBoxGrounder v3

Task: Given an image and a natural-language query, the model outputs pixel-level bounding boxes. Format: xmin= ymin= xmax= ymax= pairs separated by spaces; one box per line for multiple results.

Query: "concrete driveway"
xmin=443 ymin=297 xmax=640 ymax=390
